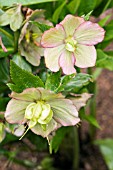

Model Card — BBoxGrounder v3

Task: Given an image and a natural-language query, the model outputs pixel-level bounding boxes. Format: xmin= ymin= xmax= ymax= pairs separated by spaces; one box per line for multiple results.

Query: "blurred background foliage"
xmin=0 ymin=0 xmax=113 ymax=170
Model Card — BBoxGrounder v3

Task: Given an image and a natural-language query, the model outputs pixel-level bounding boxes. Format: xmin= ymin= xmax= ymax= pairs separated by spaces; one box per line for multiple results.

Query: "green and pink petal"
xmin=31 ymin=119 xmax=59 ymax=138
xmin=5 ymin=99 xmax=29 ymax=124
xmin=74 ymin=44 xmax=96 ymax=68
xmin=59 ymin=50 xmax=76 ymax=75
xmin=74 ymin=21 xmax=105 ymax=45
xmin=60 ymin=14 xmax=84 ymax=37
xmin=41 ymin=24 xmax=65 ymax=48
xmin=44 ymin=45 xmax=65 ymax=72
xmin=48 ymin=99 xmax=80 ymax=126
xmin=38 ymin=88 xmax=64 ymax=101
xmin=10 ymin=88 xmax=41 ymax=102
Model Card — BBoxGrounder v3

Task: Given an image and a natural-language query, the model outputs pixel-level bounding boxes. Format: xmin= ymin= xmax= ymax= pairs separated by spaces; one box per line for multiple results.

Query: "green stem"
xmin=93 ymin=68 xmax=102 ymax=81
xmin=0 ymin=148 xmax=36 ymax=168
xmin=88 ymin=68 xmax=98 ymax=140
xmin=89 ymin=82 xmax=97 ymax=140
xmin=0 ymin=28 xmax=14 ymax=45
xmin=72 ymin=127 xmax=79 ymax=170
xmin=102 ymin=0 xmax=112 ymax=13
xmin=14 ymin=31 xmax=19 ymax=53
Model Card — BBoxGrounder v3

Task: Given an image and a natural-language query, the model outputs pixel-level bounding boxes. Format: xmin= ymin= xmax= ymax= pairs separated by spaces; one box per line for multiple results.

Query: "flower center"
xmin=25 ymin=101 xmax=53 ymax=129
xmin=65 ymin=37 xmax=77 ymax=52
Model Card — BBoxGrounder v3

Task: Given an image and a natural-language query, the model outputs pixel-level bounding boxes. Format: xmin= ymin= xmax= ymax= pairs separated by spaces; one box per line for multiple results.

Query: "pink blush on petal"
xmin=59 ymin=50 xmax=76 ymax=75
xmin=74 ymin=21 xmax=105 ymax=46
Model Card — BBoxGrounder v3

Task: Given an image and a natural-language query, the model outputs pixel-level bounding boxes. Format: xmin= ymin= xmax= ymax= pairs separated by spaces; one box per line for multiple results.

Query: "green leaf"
xmin=57 ymin=73 xmax=75 ymax=92
xmin=52 ymin=0 xmax=67 ymax=23
xmin=96 ymin=49 xmax=113 ymax=71
xmin=0 ymin=97 xmax=10 ymax=111
xmin=45 ymin=71 xmax=61 ymax=92
xmin=8 ymin=61 xmax=44 ymax=92
xmin=104 ymin=30 xmax=113 ymax=42
xmin=63 ymin=73 xmax=93 ymax=93
xmin=0 ymin=58 xmax=9 ymax=83
xmin=28 ymin=133 xmax=47 ymax=151
xmin=81 ymin=10 xmax=93 ymax=21
xmin=106 ymin=51 xmax=113 ymax=56
xmin=12 ymin=54 xmax=32 ymax=72
xmin=94 ymin=0 xmax=103 ymax=8
xmin=0 ymin=0 xmax=57 ymax=6
xmin=102 ymin=0 xmax=112 ymax=13
xmin=49 ymin=127 xmax=71 ymax=153
xmin=0 ymin=9 xmax=4 ymax=15
xmin=94 ymin=139 xmax=113 ymax=170
xmin=0 ymin=133 xmax=18 ymax=146
xmin=0 ymin=28 xmax=14 ymax=58
xmin=31 ymin=21 xmax=52 ymax=33
xmin=92 ymin=68 xmax=102 ymax=80
xmin=0 ymin=48 xmax=14 ymax=58
xmin=98 ymin=14 xmax=111 ymax=27
xmin=67 ymin=0 xmax=81 ymax=14
xmin=80 ymin=110 xmax=100 ymax=128
xmin=40 ymin=157 xmax=53 ymax=169
xmin=104 ymin=20 xmax=113 ymax=42
xmin=78 ymin=0 xmax=97 ymax=15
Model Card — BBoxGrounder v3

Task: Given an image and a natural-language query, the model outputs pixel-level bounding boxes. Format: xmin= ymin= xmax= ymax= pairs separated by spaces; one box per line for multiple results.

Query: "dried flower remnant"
xmin=41 ymin=14 xmax=105 ymax=75
xmin=5 ymin=88 xmax=80 ymax=138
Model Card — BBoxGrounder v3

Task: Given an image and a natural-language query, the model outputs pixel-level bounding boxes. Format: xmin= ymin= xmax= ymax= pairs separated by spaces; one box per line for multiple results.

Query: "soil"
xmin=96 ymin=70 xmax=113 ymax=139
xmin=79 ymin=69 xmax=113 ymax=170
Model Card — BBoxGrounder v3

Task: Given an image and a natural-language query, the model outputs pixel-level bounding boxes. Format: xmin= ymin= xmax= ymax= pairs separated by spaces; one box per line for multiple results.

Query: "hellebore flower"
xmin=41 ymin=15 xmax=105 ymax=75
xmin=5 ymin=88 xmax=80 ymax=138
xmin=0 ymin=4 xmax=24 ymax=31
xmin=19 ymin=10 xmax=53 ymax=66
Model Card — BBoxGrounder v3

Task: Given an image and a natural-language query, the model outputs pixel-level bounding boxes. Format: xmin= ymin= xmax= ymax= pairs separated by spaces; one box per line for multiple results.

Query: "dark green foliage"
xmin=96 ymin=49 xmax=113 ymax=71
xmin=67 ymin=0 xmax=81 ymax=14
xmin=0 ymin=97 xmax=10 ymax=111
xmin=49 ymin=127 xmax=71 ymax=153
xmin=31 ymin=21 xmax=53 ymax=33
xmin=12 ymin=54 xmax=32 ymax=72
xmin=45 ymin=71 xmax=61 ymax=92
xmin=0 ymin=58 xmax=9 ymax=83
xmin=0 ymin=0 xmax=57 ymax=6
xmin=7 ymin=61 xmax=44 ymax=92
xmin=0 ymin=27 xmax=14 ymax=58
xmin=63 ymin=73 xmax=93 ymax=93
xmin=80 ymin=108 xmax=100 ymax=128
xmin=95 ymin=139 xmax=113 ymax=170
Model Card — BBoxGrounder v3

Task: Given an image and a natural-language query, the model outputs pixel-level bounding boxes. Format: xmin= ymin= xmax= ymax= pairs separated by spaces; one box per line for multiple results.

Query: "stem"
xmin=0 ymin=28 xmax=14 ymax=45
xmin=14 ymin=31 xmax=20 ymax=53
xmin=89 ymin=82 xmax=97 ymax=140
xmin=88 ymin=68 xmax=97 ymax=140
xmin=102 ymin=0 xmax=112 ymax=13
xmin=93 ymin=68 xmax=102 ymax=81
xmin=72 ymin=127 xmax=79 ymax=170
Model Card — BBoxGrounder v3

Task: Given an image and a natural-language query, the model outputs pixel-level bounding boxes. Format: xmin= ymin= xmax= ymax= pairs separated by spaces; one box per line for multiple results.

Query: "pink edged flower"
xmin=5 ymin=88 xmax=80 ymax=138
xmin=41 ymin=15 xmax=105 ymax=75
